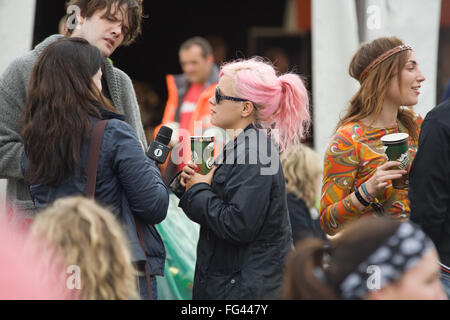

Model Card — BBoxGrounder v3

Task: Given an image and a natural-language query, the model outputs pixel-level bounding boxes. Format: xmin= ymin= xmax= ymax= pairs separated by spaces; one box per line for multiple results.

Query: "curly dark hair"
xmin=65 ymin=0 xmax=144 ymax=45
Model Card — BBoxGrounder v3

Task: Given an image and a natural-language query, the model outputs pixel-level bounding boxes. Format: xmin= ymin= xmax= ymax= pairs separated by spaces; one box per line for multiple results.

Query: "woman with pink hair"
xmin=170 ymin=57 xmax=310 ymax=299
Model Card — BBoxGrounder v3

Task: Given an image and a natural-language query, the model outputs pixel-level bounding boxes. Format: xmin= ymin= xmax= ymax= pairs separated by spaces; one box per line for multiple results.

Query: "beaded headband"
xmin=359 ymin=44 xmax=412 ymax=83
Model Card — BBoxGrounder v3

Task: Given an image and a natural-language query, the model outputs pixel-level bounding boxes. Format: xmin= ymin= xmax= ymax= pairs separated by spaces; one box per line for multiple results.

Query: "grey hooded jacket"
xmin=0 ymin=34 xmax=147 ymax=220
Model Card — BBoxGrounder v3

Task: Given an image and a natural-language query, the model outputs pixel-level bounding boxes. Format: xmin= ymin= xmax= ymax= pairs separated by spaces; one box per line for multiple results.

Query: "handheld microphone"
xmin=146 ymin=126 xmax=173 ymax=164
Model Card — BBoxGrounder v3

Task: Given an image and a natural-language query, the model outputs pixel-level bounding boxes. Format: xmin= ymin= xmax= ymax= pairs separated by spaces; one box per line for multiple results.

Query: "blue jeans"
xmin=440 ymin=270 xmax=450 ymax=299
xmin=138 ymin=274 xmax=158 ymax=300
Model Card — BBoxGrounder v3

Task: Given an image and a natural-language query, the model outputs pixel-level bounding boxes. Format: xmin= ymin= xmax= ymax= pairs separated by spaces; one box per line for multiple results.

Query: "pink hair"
xmin=220 ymin=57 xmax=310 ymax=151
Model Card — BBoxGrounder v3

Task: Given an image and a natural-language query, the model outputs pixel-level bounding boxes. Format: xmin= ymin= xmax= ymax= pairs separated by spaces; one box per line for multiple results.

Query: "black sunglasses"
xmin=215 ymin=86 xmax=249 ymax=104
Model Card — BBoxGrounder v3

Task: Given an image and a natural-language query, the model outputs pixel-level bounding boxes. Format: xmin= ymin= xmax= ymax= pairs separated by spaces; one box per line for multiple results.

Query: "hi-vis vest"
xmin=155 ymin=74 xmax=216 ymax=136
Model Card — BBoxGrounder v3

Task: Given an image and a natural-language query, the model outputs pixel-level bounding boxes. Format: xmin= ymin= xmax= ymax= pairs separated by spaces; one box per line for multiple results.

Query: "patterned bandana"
xmin=337 ymin=221 xmax=435 ymax=299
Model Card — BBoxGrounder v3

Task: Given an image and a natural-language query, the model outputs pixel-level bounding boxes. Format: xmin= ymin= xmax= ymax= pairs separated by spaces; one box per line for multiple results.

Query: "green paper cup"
xmin=190 ymin=136 xmax=215 ymax=175
xmin=381 ymin=133 xmax=410 ymax=189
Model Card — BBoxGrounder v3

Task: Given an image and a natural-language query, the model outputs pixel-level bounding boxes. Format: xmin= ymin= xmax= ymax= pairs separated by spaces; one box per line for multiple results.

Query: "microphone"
xmin=146 ymin=126 xmax=173 ymax=164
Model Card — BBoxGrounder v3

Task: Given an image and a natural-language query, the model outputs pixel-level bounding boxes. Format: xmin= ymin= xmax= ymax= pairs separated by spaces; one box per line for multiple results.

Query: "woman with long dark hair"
xmin=21 ymin=37 xmax=168 ymax=299
xmin=320 ymin=37 xmax=426 ymax=236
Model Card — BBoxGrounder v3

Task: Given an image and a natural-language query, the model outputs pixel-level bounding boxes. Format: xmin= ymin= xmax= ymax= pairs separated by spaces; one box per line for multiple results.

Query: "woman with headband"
xmin=320 ymin=37 xmax=426 ymax=235
xmin=283 ymin=218 xmax=447 ymax=300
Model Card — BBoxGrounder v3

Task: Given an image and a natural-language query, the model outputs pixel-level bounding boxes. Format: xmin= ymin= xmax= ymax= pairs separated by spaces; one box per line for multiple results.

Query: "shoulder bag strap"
xmin=86 ymin=119 xmax=154 ymax=299
xmin=86 ymin=120 xmax=108 ymax=198
xmin=135 ymin=217 xmax=154 ymax=300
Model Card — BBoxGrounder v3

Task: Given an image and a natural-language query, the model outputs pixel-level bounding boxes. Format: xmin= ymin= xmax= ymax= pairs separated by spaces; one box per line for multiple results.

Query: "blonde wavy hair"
xmin=28 ymin=196 xmax=140 ymax=300
xmin=281 ymin=144 xmax=322 ymax=209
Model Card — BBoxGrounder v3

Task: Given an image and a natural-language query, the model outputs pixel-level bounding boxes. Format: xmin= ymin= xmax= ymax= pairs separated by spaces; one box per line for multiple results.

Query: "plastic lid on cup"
xmin=380 ymin=133 xmax=409 ymax=145
xmin=190 ymin=136 xmax=215 ymax=143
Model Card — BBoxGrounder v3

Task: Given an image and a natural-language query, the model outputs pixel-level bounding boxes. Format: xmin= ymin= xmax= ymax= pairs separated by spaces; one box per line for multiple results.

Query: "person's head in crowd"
xmin=179 ymin=36 xmax=214 ymax=85
xmin=283 ymin=217 xmax=447 ymax=300
xmin=22 ymin=37 xmax=117 ymax=187
xmin=210 ymin=57 xmax=310 ymax=152
xmin=59 ymin=16 xmax=69 ymax=35
xmin=65 ymin=0 xmax=144 ymax=57
xmin=281 ymin=143 xmax=322 ymax=209
xmin=337 ymin=36 xmax=425 ymax=143
xmin=28 ymin=196 xmax=140 ymax=300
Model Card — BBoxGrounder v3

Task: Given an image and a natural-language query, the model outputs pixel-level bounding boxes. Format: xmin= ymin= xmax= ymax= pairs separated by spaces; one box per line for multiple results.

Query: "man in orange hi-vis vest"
xmin=155 ymin=37 xmax=222 ymax=183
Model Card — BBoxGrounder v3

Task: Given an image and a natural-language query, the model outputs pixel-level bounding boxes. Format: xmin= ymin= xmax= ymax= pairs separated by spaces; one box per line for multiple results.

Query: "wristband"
xmin=355 ymin=187 xmax=370 ymax=207
xmin=360 ymin=183 xmax=374 ymax=202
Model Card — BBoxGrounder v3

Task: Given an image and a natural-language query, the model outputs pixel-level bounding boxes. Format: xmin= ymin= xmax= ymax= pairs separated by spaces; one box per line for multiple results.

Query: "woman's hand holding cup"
xmin=364 ymin=161 xmax=408 ymax=197
xmin=180 ymin=161 xmax=197 ymax=187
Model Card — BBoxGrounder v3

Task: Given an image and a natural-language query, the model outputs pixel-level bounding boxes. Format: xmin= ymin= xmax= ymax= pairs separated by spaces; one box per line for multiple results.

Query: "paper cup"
xmin=190 ymin=136 xmax=215 ymax=174
xmin=381 ymin=133 xmax=409 ymax=189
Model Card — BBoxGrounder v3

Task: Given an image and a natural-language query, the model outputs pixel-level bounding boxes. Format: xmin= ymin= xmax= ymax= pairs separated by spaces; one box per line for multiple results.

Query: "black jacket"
xmin=170 ymin=125 xmax=293 ymax=299
xmin=22 ymin=108 xmax=169 ymax=275
xmin=286 ymin=194 xmax=327 ymax=244
xmin=409 ymin=98 xmax=450 ymax=267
